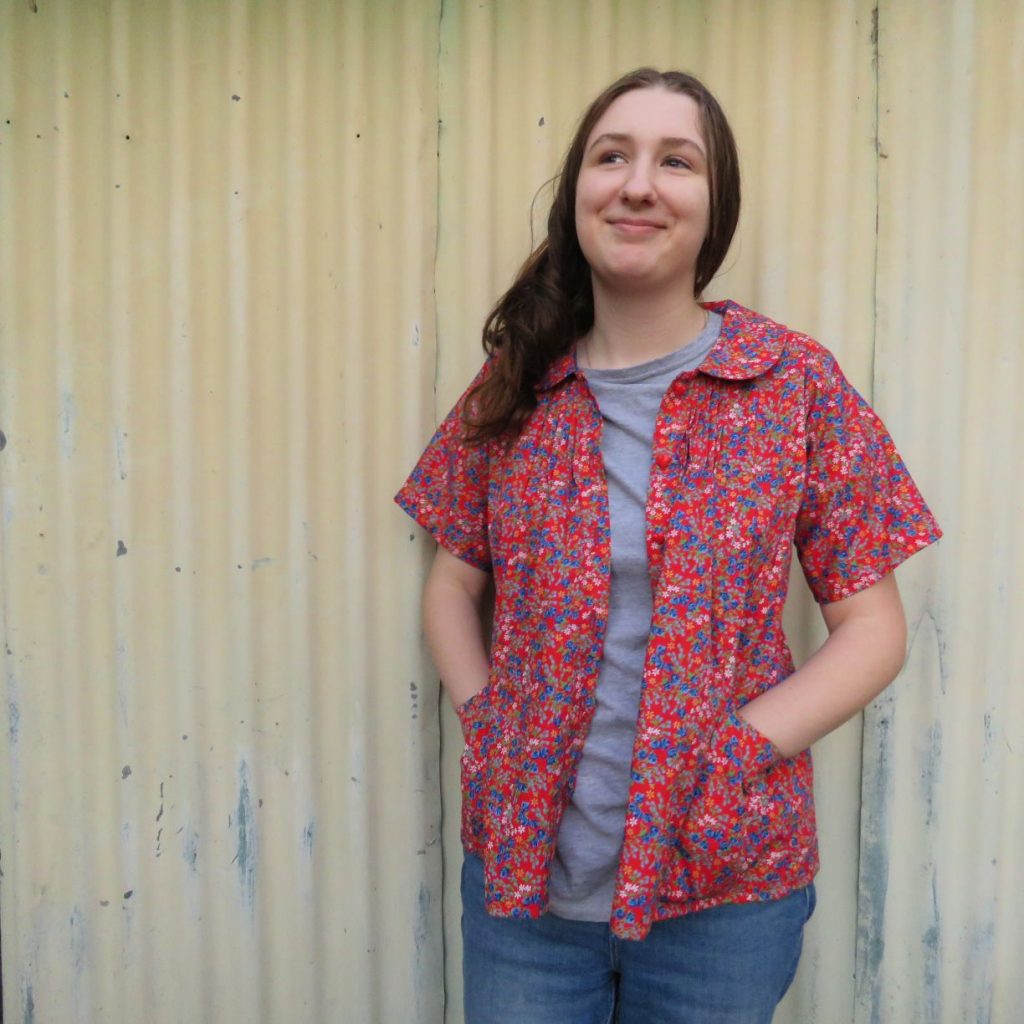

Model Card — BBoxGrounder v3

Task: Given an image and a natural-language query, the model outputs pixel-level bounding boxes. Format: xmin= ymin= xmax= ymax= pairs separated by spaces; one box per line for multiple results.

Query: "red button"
xmin=655 ymin=451 xmax=671 ymax=470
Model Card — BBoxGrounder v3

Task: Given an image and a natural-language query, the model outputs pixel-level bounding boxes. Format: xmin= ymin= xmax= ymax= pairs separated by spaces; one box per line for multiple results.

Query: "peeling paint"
xmin=233 ymin=762 xmax=257 ymax=903
xmin=59 ymin=391 xmax=76 ymax=459
xmin=413 ymin=880 xmax=430 ymax=976
xmin=183 ymin=828 xmax=199 ymax=872
xmin=921 ymin=868 xmax=942 ymax=1022
xmin=114 ymin=427 xmax=128 ymax=479
xmin=69 ymin=906 xmax=86 ymax=975
xmin=856 ymin=693 xmax=893 ymax=1024
xmin=303 ymin=820 xmax=315 ymax=857
xmin=920 ymin=721 xmax=942 ymax=829
xmin=22 ymin=980 xmax=34 ymax=1024
xmin=966 ymin=914 xmax=996 ymax=1023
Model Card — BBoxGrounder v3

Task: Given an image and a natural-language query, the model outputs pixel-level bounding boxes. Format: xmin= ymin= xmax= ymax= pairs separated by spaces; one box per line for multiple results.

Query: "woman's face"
xmin=575 ymin=87 xmax=710 ymax=295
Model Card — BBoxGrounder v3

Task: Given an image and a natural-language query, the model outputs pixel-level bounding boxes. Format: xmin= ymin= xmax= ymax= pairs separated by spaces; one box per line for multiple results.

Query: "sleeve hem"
xmin=393 ymin=492 xmax=493 ymax=572
xmin=810 ymin=527 xmax=942 ymax=605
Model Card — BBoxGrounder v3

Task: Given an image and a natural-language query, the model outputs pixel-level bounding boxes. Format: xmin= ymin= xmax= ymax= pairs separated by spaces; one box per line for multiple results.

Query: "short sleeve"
xmin=794 ymin=347 xmax=942 ymax=604
xmin=394 ymin=362 xmax=493 ymax=571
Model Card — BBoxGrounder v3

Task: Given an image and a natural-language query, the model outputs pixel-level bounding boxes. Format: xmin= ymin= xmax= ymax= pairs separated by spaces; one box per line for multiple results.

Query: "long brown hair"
xmin=464 ymin=68 xmax=741 ymax=442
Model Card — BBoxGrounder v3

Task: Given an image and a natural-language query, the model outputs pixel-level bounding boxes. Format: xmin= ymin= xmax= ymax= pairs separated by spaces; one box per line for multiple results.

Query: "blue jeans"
xmin=461 ymin=854 xmax=815 ymax=1024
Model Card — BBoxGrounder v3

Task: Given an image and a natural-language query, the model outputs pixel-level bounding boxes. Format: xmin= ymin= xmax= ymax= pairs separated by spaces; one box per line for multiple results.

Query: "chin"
xmin=597 ymin=262 xmax=673 ymax=290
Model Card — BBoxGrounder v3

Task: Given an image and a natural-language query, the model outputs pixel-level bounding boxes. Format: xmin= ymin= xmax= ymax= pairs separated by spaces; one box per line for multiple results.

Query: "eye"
xmin=596 ymin=149 xmax=626 ymax=165
xmin=663 ymin=155 xmax=692 ymax=170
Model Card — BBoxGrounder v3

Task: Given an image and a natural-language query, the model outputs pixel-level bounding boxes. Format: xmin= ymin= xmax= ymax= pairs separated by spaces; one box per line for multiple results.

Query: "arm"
xmin=736 ymin=573 xmax=908 ymax=759
xmin=423 ymin=545 xmax=491 ymax=712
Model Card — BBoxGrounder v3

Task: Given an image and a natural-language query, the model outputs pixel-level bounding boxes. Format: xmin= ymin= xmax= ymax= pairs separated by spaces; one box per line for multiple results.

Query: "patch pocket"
xmin=671 ymin=711 xmax=780 ymax=898
xmin=456 ymin=686 xmax=497 ymax=848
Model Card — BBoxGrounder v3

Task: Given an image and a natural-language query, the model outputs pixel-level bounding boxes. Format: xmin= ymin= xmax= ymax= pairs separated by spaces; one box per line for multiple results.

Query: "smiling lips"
xmin=608 ymin=217 xmax=665 ymax=233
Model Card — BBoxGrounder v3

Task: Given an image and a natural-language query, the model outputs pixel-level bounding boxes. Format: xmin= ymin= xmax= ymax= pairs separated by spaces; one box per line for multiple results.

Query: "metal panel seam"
xmin=433 ymin=3 xmax=449 ymax=1022
xmin=857 ymin=5 xmax=883 ymax=1022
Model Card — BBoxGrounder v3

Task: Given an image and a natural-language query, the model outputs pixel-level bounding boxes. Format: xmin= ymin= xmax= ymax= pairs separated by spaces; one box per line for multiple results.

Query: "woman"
xmin=396 ymin=68 xmax=940 ymax=1023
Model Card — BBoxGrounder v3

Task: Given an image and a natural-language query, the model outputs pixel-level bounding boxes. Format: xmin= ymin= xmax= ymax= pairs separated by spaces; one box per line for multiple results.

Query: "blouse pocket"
xmin=456 ymin=687 xmax=491 ymax=739
xmin=670 ymin=711 xmax=780 ymax=898
xmin=456 ymin=685 xmax=497 ymax=850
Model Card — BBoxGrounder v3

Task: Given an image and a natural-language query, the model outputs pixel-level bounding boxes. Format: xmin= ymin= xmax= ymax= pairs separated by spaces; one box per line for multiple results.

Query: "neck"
xmin=582 ymin=279 xmax=708 ymax=370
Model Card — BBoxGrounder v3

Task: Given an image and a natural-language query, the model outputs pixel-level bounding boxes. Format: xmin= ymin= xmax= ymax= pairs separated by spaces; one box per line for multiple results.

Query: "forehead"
xmin=586 ymin=87 xmax=705 ymax=146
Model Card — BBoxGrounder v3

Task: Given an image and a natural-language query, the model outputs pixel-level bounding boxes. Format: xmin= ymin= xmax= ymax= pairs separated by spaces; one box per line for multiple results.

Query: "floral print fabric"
xmin=396 ymin=300 xmax=941 ymax=940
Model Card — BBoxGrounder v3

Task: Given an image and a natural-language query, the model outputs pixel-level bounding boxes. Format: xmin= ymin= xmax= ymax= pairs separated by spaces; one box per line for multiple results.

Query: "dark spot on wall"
xmin=0 ymin=429 xmax=7 ymax=451
xmin=538 ymin=116 xmax=545 ymax=126
xmin=125 ymin=134 xmax=130 ymax=140
xmin=232 ymin=94 xmax=241 ymax=102
xmin=175 ymin=566 xmax=181 ymax=573
xmin=122 ymin=890 xmax=133 ymax=900
xmin=121 ymin=765 xmax=131 ymax=779
xmin=116 ymin=540 xmax=127 ymax=557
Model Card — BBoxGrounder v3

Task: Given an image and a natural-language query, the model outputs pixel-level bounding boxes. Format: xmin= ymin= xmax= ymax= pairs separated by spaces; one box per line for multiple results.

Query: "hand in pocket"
xmin=675 ymin=710 xmax=779 ymax=896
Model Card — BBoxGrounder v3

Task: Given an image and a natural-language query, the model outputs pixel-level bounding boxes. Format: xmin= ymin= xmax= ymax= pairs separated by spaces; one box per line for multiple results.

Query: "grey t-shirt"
xmin=547 ymin=311 xmax=723 ymax=921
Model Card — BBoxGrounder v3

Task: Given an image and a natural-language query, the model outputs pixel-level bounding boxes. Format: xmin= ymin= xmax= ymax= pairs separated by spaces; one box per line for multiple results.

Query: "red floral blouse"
xmin=396 ymin=300 xmax=941 ymax=940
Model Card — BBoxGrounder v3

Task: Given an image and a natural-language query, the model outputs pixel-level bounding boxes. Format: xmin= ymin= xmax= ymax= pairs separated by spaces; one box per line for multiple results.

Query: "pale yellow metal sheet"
xmin=1 ymin=1 xmax=1019 ymax=1023
xmin=0 ymin=1 xmax=443 ymax=1022
xmin=857 ymin=2 xmax=1024 ymax=1022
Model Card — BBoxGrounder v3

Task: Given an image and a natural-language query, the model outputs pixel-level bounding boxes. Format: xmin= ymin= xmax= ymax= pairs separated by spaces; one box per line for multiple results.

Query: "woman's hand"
xmin=737 ymin=573 xmax=908 ymax=759
xmin=423 ymin=545 xmax=491 ymax=717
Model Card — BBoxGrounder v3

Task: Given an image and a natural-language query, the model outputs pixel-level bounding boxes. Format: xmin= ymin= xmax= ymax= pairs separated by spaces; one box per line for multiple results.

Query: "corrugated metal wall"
xmin=0 ymin=1 xmax=444 ymax=1021
xmin=0 ymin=1 xmax=1019 ymax=1022
xmin=857 ymin=2 xmax=1024 ymax=1021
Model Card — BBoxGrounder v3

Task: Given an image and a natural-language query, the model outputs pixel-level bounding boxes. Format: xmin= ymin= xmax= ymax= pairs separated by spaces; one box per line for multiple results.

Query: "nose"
xmin=620 ymin=159 xmax=656 ymax=203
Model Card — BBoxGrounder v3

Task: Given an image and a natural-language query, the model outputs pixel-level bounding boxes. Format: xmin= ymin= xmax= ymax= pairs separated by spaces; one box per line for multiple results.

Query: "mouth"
xmin=608 ymin=218 xmax=664 ymax=233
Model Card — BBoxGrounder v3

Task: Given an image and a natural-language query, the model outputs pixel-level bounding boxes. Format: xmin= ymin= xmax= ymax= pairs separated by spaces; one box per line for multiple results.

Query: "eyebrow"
xmin=588 ymin=132 xmax=706 ymax=159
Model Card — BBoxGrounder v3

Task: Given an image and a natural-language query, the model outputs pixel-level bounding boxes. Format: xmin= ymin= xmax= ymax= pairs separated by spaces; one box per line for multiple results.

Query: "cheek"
xmin=574 ymin=193 xmax=597 ymax=257
xmin=697 ymin=186 xmax=712 ymax=230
